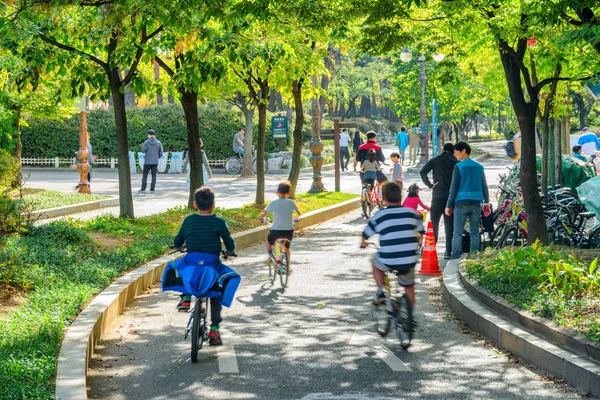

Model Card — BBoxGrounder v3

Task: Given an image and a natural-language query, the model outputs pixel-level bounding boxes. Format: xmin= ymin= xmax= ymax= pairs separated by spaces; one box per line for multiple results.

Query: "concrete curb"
xmin=458 ymin=265 xmax=600 ymax=363
xmin=442 ymin=259 xmax=600 ymax=397
xmin=31 ymin=197 xmax=119 ymax=220
xmin=55 ymin=197 xmax=360 ymax=400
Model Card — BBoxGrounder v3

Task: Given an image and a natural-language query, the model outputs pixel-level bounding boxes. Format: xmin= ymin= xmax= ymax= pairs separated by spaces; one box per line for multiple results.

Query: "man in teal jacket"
xmin=445 ymin=142 xmax=490 ymax=259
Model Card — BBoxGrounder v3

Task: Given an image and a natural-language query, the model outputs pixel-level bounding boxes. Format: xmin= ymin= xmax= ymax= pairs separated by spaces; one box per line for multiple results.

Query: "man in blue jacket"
xmin=139 ymin=129 xmax=164 ymax=193
xmin=395 ymin=126 xmax=409 ymax=164
xmin=445 ymin=142 xmax=490 ymax=260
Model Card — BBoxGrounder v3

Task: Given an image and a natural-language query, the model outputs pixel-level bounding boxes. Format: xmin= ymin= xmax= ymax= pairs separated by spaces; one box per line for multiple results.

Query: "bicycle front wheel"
xmin=377 ymin=187 xmax=384 ymax=210
xmin=279 ymin=252 xmax=289 ymax=288
xmin=395 ymin=293 xmax=414 ymax=350
xmin=225 ymin=157 xmax=242 ymax=175
xmin=498 ymin=226 xmax=519 ymax=248
xmin=191 ymin=300 xmax=206 ymax=363
xmin=268 ymin=258 xmax=276 ymax=284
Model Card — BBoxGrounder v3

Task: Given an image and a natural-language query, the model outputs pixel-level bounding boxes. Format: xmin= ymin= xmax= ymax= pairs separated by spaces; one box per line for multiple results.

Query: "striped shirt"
xmin=174 ymin=213 xmax=235 ymax=254
xmin=362 ymin=206 xmax=425 ymax=270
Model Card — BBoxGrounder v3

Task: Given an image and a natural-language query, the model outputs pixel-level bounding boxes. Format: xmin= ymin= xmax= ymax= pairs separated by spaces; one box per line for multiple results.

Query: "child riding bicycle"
xmin=258 ymin=181 xmax=301 ymax=267
xmin=361 ymin=181 xmax=425 ymax=307
xmin=361 ymin=149 xmax=382 ymax=190
xmin=171 ymin=187 xmax=236 ymax=345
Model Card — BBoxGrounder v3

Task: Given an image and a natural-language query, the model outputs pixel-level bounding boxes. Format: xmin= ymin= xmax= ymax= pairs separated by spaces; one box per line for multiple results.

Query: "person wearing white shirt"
xmin=340 ymin=128 xmax=351 ymax=171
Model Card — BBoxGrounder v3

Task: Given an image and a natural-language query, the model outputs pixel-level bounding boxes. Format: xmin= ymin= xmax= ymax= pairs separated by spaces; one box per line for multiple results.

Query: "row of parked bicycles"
xmin=483 ymin=164 xmax=600 ymax=249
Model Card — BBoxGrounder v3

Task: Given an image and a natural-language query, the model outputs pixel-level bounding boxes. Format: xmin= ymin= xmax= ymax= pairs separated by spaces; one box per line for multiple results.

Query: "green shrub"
xmin=466 ymin=242 xmax=600 ymax=341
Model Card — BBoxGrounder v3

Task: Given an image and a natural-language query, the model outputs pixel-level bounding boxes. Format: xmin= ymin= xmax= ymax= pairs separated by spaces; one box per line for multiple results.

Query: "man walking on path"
xmin=445 ymin=142 xmax=490 ymax=260
xmin=420 ymin=142 xmax=458 ymax=259
xmin=408 ymin=128 xmax=419 ymax=164
xmin=139 ymin=129 xmax=164 ymax=193
xmin=395 ymin=126 xmax=409 ymax=164
xmin=340 ymin=128 xmax=351 ymax=171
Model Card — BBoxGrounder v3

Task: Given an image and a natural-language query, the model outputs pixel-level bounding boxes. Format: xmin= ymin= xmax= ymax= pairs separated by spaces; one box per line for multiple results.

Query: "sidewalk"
xmin=86 ymin=211 xmax=579 ymax=399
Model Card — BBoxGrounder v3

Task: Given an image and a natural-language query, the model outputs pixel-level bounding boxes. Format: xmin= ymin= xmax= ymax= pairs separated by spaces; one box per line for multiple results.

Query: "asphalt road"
xmin=87 ymin=210 xmax=581 ymax=399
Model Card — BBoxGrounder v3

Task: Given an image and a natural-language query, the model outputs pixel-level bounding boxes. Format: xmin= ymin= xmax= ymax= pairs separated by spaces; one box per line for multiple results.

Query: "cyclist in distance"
xmin=233 ymin=127 xmax=245 ymax=156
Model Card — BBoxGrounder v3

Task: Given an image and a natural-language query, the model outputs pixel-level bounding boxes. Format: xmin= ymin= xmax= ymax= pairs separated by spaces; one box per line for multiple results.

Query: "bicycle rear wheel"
xmin=225 ymin=157 xmax=241 ymax=175
xmin=498 ymin=226 xmax=519 ymax=248
xmin=191 ymin=299 xmax=206 ymax=363
xmin=395 ymin=293 xmax=413 ymax=350
xmin=279 ymin=252 xmax=289 ymax=288
xmin=253 ymin=158 xmax=268 ymax=174
xmin=361 ymin=188 xmax=371 ymax=219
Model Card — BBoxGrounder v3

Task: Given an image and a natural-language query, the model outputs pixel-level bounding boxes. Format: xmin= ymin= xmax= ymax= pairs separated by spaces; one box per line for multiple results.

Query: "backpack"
xmin=504 ymin=140 xmax=517 ymax=158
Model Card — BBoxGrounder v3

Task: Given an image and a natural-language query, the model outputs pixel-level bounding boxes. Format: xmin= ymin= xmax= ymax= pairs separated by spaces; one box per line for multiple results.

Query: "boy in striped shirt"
xmin=361 ymin=181 xmax=425 ymax=306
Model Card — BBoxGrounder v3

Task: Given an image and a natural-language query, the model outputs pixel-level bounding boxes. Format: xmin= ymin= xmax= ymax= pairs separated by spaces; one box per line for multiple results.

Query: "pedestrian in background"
xmin=420 ymin=142 xmax=458 ymax=259
xmin=139 ymin=129 xmax=164 ymax=193
xmin=340 ymin=128 xmax=351 ymax=171
xmin=395 ymin=126 xmax=409 ymax=164
xmin=445 ymin=141 xmax=490 ymax=260
xmin=352 ymin=130 xmax=364 ymax=171
xmin=408 ymin=128 xmax=419 ymax=165
xmin=187 ymin=139 xmax=212 ymax=186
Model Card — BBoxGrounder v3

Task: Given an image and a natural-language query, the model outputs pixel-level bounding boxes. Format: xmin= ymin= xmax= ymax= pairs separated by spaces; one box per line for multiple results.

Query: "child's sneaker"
xmin=177 ymin=295 xmax=191 ymax=312
xmin=208 ymin=326 xmax=222 ymax=346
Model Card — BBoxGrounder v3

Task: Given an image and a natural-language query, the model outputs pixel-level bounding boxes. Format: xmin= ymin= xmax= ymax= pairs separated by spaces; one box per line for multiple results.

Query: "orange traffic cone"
xmin=418 ymin=221 xmax=442 ymax=275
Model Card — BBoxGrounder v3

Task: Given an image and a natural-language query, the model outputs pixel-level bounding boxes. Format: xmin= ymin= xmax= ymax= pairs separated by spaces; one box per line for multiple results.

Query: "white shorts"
xmin=372 ymin=256 xmax=415 ymax=287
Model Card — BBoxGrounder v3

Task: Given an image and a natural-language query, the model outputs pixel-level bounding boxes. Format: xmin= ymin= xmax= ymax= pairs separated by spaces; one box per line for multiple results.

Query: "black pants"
xmin=141 ymin=164 xmax=158 ymax=191
xmin=430 ymin=197 xmax=454 ymax=255
xmin=340 ymin=146 xmax=350 ymax=170
xmin=210 ymin=297 xmax=222 ymax=328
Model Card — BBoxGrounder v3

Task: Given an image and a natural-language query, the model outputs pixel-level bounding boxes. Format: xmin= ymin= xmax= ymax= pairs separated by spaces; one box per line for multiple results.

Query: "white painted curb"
xmin=31 ymin=196 xmax=119 ymax=220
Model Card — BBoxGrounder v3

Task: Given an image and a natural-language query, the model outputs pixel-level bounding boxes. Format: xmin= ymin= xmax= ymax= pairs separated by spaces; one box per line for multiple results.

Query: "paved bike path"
xmin=87 ymin=212 xmax=580 ymax=399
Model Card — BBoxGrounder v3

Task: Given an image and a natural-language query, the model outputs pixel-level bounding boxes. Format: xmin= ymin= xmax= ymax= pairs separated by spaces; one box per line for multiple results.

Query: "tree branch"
xmin=154 ymin=54 xmax=175 ymax=77
xmin=39 ymin=33 xmax=109 ymax=73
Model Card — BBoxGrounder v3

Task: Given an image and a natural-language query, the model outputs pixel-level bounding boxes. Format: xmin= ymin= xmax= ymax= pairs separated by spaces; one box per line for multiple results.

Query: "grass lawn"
xmin=466 ymin=244 xmax=600 ymax=344
xmin=0 ymin=191 xmax=357 ymax=399
xmin=12 ymin=188 xmax=109 ymax=211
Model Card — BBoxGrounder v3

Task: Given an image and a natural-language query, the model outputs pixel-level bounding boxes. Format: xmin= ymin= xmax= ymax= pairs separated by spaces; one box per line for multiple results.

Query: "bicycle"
xmin=361 ymin=242 xmax=414 ymax=350
xmin=260 ymin=217 xmax=298 ymax=289
xmin=170 ymin=247 xmax=237 ymax=362
xmin=224 ymin=147 xmax=268 ymax=175
xmin=360 ymin=179 xmax=384 ymax=219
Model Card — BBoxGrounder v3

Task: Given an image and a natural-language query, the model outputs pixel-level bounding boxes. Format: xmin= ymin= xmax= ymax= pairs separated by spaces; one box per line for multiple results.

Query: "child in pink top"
xmin=402 ymin=183 xmax=430 ymax=212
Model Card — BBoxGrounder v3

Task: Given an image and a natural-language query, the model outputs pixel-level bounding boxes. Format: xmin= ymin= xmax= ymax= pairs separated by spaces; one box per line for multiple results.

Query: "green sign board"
xmin=272 ymin=116 xmax=288 ymax=140
xmin=412 ymin=126 xmax=427 ymax=135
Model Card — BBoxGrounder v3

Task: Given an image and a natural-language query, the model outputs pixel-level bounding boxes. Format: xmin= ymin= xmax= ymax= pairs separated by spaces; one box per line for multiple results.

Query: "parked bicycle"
xmin=224 ymin=146 xmax=268 ymax=175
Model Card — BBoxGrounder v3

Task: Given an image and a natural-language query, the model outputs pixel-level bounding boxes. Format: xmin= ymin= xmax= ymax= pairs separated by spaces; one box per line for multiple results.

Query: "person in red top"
xmin=402 ymin=183 xmax=430 ymax=212
xmin=355 ymin=131 xmax=385 ymax=165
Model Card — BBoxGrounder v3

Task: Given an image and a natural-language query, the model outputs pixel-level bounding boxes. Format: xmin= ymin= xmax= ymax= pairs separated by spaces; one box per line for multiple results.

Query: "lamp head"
xmin=400 ymin=47 xmax=412 ymax=63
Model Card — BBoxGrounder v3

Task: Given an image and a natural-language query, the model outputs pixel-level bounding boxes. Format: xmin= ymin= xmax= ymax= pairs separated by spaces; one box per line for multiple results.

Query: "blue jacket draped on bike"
xmin=161 ymin=252 xmax=241 ymax=307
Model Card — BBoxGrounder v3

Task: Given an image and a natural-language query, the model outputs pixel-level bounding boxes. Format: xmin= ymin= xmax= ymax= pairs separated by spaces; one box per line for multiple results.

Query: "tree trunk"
xmin=180 ymin=91 xmax=204 ymax=208
xmin=541 ymin=118 xmax=550 ymax=192
xmin=154 ymin=60 xmax=163 ymax=105
xmin=498 ymin=41 xmax=547 ymax=244
xmin=288 ymin=80 xmax=304 ymax=198
xmin=554 ymin=117 xmax=562 ymax=185
xmin=359 ymin=96 xmax=371 ymax=118
xmin=562 ymin=118 xmax=570 ymax=154
xmin=256 ymin=100 xmax=268 ymax=205
xmin=110 ymin=79 xmax=135 ymax=218
xmin=241 ymin=107 xmax=255 ymax=177
xmin=10 ymin=106 xmax=22 ymax=189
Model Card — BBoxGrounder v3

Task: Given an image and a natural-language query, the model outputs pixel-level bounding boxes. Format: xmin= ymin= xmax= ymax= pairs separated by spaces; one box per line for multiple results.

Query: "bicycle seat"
xmin=578 ymin=211 xmax=596 ymax=219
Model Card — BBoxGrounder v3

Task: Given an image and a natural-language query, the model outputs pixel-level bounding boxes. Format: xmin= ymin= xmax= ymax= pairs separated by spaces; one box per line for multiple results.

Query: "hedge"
xmin=21 ymin=103 xmax=297 ymax=161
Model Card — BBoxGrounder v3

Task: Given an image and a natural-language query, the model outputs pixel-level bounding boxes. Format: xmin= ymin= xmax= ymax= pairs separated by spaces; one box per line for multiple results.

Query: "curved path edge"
xmin=442 ymin=259 xmax=600 ymax=398
xmin=55 ymin=197 xmax=360 ymax=400
xmin=31 ymin=196 xmax=119 ymax=220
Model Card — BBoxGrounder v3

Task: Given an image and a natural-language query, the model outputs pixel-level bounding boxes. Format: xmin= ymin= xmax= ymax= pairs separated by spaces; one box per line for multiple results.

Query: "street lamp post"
xmin=400 ymin=48 xmax=444 ymax=165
